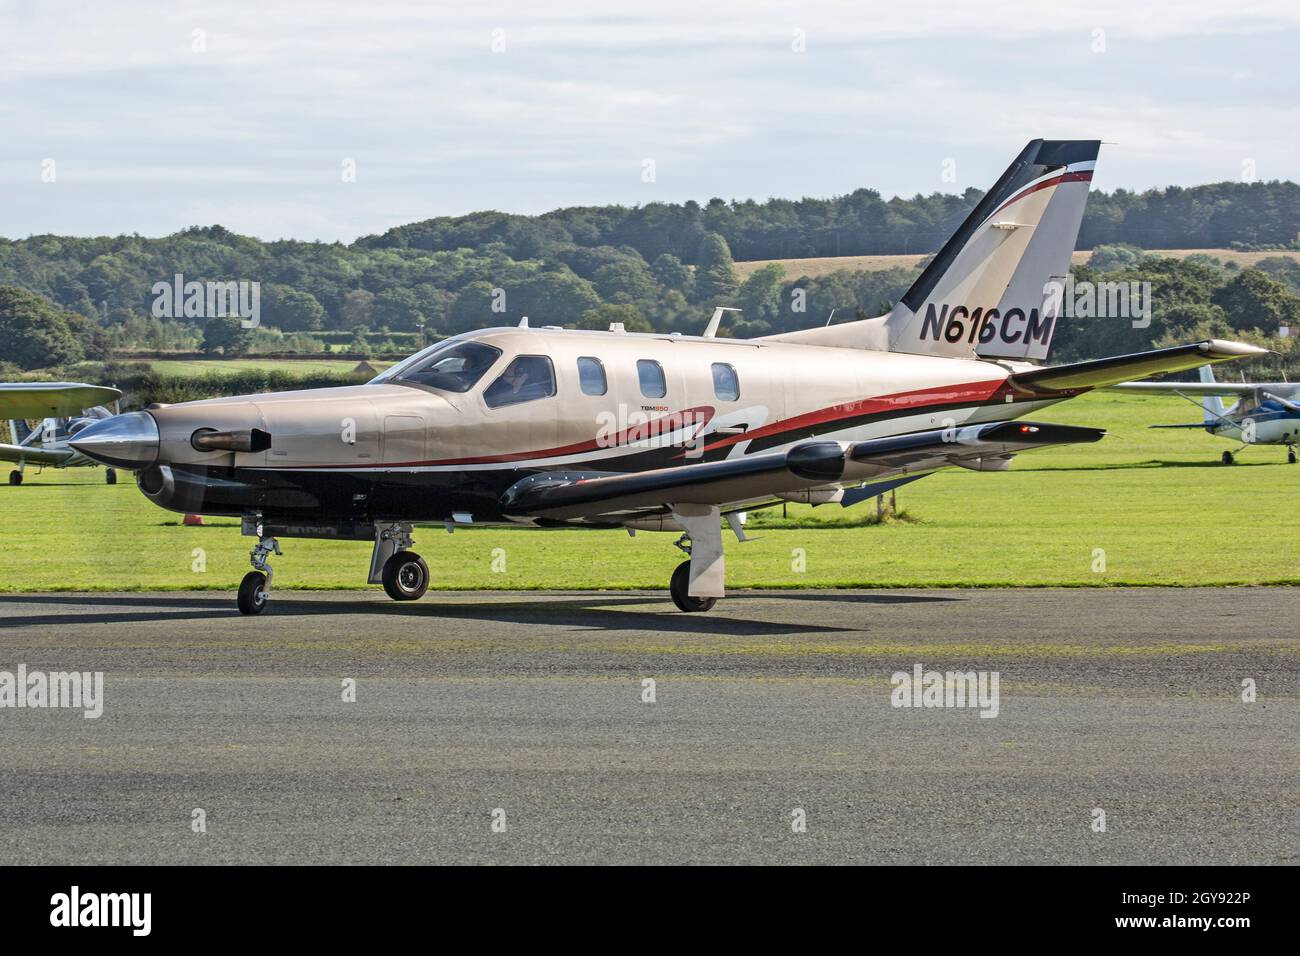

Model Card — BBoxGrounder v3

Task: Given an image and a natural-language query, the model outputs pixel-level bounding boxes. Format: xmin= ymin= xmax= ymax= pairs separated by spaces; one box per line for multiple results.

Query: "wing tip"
xmin=1201 ymin=339 xmax=1270 ymax=358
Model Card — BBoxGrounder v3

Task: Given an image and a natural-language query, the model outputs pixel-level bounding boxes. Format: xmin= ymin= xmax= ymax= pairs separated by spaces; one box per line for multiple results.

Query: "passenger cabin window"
xmin=378 ymin=340 xmax=501 ymax=393
xmin=577 ymin=356 xmax=607 ymax=396
xmin=711 ymin=363 xmax=740 ymax=401
xmin=484 ymin=355 xmax=556 ymax=408
xmin=637 ymin=359 xmax=667 ymax=399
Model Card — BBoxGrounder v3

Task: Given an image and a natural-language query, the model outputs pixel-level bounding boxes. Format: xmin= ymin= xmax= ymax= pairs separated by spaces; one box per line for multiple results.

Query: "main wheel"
xmin=105 ymin=468 xmax=117 ymax=485
xmin=670 ymin=560 xmax=716 ymax=612
xmin=1289 ymin=448 xmax=1297 ymax=464
xmin=8 ymin=470 xmax=21 ymax=486
xmin=382 ymin=550 xmax=429 ymax=601
xmin=1221 ymin=451 xmax=1235 ymax=465
xmin=237 ymin=570 xmax=269 ymax=615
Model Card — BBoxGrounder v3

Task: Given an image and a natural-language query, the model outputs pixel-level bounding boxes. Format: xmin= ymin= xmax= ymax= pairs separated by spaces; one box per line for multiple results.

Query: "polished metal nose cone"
xmin=69 ymin=411 xmax=160 ymax=469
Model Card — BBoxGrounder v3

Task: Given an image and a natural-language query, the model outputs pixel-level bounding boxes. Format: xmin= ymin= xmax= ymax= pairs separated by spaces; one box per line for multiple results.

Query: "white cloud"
xmin=1 ymin=0 xmax=1297 ymax=240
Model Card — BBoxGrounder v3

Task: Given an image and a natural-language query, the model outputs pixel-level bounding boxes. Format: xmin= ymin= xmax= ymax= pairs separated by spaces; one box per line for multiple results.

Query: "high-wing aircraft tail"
xmin=1197 ymin=364 xmax=1227 ymax=424
xmin=762 ymin=139 xmax=1100 ymax=359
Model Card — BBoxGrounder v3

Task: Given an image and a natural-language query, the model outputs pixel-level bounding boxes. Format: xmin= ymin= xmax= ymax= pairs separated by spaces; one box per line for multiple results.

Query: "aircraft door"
xmin=384 ymin=415 xmax=427 ymax=465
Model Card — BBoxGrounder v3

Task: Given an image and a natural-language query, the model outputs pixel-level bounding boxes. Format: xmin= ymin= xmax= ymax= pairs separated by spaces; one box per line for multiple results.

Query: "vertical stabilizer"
xmin=760 ymin=139 xmax=1100 ymax=359
xmin=1198 ymin=364 xmax=1226 ymax=424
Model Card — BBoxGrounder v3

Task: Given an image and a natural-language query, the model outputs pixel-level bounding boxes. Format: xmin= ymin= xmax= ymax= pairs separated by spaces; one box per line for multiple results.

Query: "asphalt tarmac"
xmin=0 ymin=588 xmax=1295 ymax=864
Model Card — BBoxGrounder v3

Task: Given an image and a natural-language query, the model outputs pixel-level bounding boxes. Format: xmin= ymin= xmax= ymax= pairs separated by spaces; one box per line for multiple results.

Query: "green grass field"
xmin=1 ymin=391 xmax=1296 ymax=592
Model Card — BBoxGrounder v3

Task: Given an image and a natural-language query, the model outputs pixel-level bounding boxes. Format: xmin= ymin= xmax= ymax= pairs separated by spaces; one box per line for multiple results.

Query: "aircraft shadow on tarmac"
xmin=0 ymin=591 xmax=956 ymax=637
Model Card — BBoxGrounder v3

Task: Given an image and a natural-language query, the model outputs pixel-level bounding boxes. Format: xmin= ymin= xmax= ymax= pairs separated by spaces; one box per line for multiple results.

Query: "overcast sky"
xmin=2 ymin=0 xmax=1298 ymax=243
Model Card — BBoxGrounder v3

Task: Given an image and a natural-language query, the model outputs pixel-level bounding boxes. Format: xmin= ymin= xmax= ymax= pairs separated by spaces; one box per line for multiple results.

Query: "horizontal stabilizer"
xmin=1109 ymin=381 xmax=1255 ymax=396
xmin=1011 ymin=340 xmax=1266 ymax=394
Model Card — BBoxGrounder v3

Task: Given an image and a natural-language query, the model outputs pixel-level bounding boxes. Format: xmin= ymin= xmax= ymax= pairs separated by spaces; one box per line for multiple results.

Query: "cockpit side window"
xmin=484 ymin=355 xmax=557 ymax=408
xmin=376 ymin=340 xmax=502 ymax=393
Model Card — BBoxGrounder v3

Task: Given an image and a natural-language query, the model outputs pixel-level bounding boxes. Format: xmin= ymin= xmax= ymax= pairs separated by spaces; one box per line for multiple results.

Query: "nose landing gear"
xmin=237 ymin=529 xmax=280 ymax=616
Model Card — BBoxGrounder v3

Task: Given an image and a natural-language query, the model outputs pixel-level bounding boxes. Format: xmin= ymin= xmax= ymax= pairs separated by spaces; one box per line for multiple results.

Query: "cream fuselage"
xmin=135 ymin=326 xmax=1065 ymax=523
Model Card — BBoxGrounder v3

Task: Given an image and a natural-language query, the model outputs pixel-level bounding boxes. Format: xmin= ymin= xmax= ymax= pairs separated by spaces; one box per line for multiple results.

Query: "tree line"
xmin=0 ymin=178 xmax=1297 ymax=376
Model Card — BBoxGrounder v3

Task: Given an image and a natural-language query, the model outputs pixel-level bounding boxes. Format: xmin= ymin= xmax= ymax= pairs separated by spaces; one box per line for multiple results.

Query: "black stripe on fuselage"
xmin=171 ymin=395 xmax=1042 ymax=523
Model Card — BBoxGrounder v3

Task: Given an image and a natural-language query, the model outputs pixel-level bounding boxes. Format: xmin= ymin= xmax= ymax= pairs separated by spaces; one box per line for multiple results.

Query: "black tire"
xmin=382 ymin=551 xmax=429 ymax=601
xmin=105 ymin=468 xmax=117 ymax=485
xmin=670 ymin=560 xmax=716 ymax=612
xmin=237 ymin=570 xmax=269 ymax=615
xmin=1289 ymin=449 xmax=1296 ymax=464
xmin=1221 ymin=451 xmax=1235 ymax=465
xmin=8 ymin=471 xmax=21 ymax=486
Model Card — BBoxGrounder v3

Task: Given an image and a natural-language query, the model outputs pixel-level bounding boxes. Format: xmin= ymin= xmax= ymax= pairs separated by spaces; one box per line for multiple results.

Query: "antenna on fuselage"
xmin=518 ymin=316 xmax=529 ymax=328
xmin=703 ymin=306 xmax=740 ymax=338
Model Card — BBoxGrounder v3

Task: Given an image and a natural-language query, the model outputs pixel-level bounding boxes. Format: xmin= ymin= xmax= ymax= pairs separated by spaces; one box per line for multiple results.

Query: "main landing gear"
xmin=105 ymin=468 xmax=117 ymax=485
xmin=670 ymin=558 xmax=715 ymax=612
xmin=381 ymin=551 xmax=429 ymax=601
xmin=369 ymin=523 xmax=428 ymax=602
xmin=1221 ymin=446 xmax=1296 ymax=464
xmin=667 ymin=505 xmax=725 ymax=612
xmin=8 ymin=470 xmax=21 ymax=486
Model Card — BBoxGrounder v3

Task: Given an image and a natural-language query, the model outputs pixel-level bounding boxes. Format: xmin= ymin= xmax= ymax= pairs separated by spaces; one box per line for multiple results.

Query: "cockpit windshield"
xmin=370 ymin=339 xmax=502 ymax=393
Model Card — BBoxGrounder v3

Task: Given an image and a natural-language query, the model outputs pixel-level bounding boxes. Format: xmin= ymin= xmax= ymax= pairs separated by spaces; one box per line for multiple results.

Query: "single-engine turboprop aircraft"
xmin=70 ymin=140 xmax=1266 ymax=614
xmin=1114 ymin=364 xmax=1300 ymax=464
xmin=1 ymin=382 xmax=124 ymax=485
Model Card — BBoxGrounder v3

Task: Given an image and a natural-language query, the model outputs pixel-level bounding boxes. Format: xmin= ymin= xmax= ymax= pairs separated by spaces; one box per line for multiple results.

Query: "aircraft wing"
xmin=0 ymin=442 xmax=74 ymax=466
xmin=500 ymin=420 xmax=1103 ymax=521
xmin=0 ymin=382 xmax=121 ymax=419
xmin=1009 ymin=340 xmax=1267 ymax=394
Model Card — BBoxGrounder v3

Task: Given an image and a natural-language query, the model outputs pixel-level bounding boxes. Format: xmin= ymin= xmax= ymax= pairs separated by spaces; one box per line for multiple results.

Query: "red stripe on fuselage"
xmin=988 ymin=170 xmax=1092 ymax=222
xmin=269 ymin=379 xmax=1017 ymax=469
xmin=696 ymin=378 xmax=1013 ymax=453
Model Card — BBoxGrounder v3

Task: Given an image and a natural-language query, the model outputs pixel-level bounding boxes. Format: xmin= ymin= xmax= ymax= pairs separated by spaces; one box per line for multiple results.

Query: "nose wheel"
xmin=381 ymin=551 xmax=429 ymax=601
xmin=237 ymin=527 xmax=280 ymax=615
xmin=238 ymin=571 xmax=269 ymax=615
